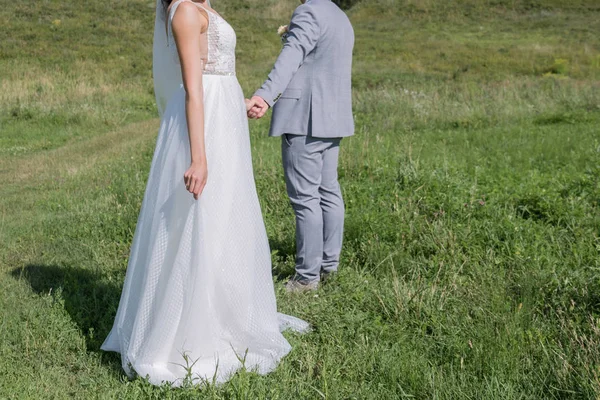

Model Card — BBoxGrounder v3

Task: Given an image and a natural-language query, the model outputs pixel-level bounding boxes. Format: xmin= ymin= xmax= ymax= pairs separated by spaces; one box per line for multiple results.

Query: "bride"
xmin=101 ymin=0 xmax=308 ymax=386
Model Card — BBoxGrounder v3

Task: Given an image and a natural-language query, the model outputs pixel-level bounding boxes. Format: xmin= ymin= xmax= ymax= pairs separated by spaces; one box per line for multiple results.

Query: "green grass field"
xmin=1 ymin=0 xmax=600 ymax=398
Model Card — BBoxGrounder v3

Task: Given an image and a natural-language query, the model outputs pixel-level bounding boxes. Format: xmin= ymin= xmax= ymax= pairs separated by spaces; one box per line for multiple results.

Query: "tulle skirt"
xmin=101 ymin=75 xmax=308 ymax=386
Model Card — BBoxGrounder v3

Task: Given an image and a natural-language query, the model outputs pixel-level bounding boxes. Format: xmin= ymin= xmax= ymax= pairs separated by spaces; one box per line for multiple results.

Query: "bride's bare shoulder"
xmin=171 ymin=1 xmax=208 ymax=32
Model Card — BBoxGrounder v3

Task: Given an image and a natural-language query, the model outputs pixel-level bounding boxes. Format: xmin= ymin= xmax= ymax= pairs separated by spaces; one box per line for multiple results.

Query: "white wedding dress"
xmin=101 ymin=0 xmax=308 ymax=386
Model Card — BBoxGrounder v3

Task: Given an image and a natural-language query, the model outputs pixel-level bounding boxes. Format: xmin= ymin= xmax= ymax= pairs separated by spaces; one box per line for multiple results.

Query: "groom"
xmin=247 ymin=0 xmax=354 ymax=292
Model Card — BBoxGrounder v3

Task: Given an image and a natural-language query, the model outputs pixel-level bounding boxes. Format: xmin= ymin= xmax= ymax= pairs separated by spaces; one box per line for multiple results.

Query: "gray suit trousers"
xmin=282 ymin=134 xmax=344 ymax=283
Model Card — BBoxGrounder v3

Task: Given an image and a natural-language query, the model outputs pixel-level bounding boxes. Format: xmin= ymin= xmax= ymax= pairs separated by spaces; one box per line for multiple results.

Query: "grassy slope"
xmin=1 ymin=0 xmax=600 ymax=398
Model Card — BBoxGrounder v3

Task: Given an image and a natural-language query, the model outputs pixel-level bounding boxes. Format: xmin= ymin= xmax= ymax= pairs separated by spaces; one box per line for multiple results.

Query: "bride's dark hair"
xmin=161 ymin=0 xmax=172 ymax=14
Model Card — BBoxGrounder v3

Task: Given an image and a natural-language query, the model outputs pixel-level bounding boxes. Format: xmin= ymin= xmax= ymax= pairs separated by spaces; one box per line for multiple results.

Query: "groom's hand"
xmin=246 ymin=96 xmax=269 ymax=119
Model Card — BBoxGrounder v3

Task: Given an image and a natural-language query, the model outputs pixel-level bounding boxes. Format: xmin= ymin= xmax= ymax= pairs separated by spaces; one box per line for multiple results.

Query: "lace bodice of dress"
xmin=168 ymin=0 xmax=236 ymax=76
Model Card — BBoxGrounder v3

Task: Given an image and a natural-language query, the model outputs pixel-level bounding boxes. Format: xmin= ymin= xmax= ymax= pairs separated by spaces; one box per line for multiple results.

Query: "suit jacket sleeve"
xmin=254 ymin=5 xmax=320 ymax=107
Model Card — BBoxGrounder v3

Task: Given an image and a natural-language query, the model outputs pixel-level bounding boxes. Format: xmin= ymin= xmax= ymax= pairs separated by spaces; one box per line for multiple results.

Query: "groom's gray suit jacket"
xmin=254 ymin=0 xmax=354 ymax=139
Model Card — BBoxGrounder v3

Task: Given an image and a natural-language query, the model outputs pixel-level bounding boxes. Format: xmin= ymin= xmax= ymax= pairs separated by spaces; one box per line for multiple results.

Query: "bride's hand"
xmin=184 ymin=161 xmax=208 ymax=200
xmin=246 ymin=96 xmax=269 ymax=119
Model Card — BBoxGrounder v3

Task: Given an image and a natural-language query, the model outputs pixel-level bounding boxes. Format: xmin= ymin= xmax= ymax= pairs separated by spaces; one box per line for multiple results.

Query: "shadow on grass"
xmin=10 ymin=264 xmax=124 ymax=372
xmin=268 ymin=237 xmax=296 ymax=282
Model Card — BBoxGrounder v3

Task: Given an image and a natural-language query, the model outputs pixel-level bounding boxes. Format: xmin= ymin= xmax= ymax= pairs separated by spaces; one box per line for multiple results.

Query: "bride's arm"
xmin=172 ymin=2 xmax=209 ymax=200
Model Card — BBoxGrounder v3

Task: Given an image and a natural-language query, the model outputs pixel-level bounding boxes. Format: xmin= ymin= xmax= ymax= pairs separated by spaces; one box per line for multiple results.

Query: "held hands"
xmin=183 ymin=161 xmax=208 ymax=200
xmin=245 ymin=96 xmax=269 ymax=119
